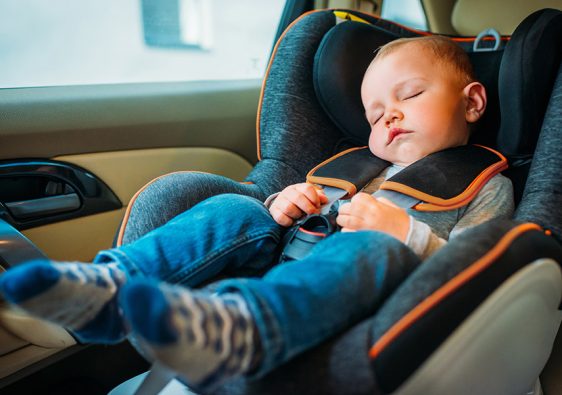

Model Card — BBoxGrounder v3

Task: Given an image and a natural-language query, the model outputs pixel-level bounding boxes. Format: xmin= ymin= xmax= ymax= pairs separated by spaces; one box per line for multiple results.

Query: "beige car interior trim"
xmin=0 ymin=324 xmax=28 ymax=356
xmin=452 ymin=0 xmax=562 ymax=35
xmin=422 ymin=0 xmax=457 ymax=34
xmin=22 ymin=208 xmax=126 ymax=262
xmin=0 ymin=345 xmax=67 ymax=380
xmin=22 ymin=147 xmax=252 ymax=261
xmin=315 ymin=0 xmax=382 ymax=15
xmin=0 ymin=308 xmax=76 ymax=349
xmin=0 ymin=79 xmax=261 ymax=164
xmin=395 ymin=259 xmax=562 ymax=395
xmin=55 ymin=147 xmax=253 ymax=204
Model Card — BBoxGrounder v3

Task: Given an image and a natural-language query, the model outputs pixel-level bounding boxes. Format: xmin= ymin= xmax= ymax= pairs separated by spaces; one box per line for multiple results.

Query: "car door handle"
xmin=4 ymin=193 xmax=81 ymax=220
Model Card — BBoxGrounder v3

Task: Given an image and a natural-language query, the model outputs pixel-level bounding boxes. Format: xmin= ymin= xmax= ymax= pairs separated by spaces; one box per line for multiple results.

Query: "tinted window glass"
xmin=0 ymin=0 xmax=286 ymax=88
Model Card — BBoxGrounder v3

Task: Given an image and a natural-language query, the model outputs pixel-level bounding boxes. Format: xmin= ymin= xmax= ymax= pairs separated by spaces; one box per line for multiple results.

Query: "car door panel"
xmin=0 ymin=81 xmax=259 ymax=261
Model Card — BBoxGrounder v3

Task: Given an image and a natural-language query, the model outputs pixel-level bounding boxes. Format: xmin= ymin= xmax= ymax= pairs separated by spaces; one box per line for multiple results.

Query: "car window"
xmin=381 ymin=0 xmax=428 ymax=31
xmin=0 ymin=0 xmax=286 ymax=89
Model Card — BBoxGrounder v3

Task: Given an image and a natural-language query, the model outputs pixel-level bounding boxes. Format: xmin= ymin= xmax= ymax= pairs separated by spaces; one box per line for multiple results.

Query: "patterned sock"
xmin=120 ymin=279 xmax=260 ymax=390
xmin=0 ymin=259 xmax=127 ymax=343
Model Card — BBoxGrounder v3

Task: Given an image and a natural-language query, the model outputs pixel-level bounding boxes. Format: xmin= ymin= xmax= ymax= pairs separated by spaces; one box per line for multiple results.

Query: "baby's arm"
xmin=336 ymin=192 xmax=410 ymax=242
xmin=448 ymin=174 xmax=515 ymax=239
xmin=408 ymin=174 xmax=514 ymax=259
xmin=269 ymin=183 xmax=328 ymax=226
xmin=335 ymin=174 xmax=514 ymax=260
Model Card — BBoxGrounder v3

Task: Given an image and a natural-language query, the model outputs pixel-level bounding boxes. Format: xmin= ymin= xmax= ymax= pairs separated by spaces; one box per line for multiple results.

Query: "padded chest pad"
xmin=308 ymin=145 xmax=507 ymax=210
xmin=307 ymin=147 xmax=390 ymax=197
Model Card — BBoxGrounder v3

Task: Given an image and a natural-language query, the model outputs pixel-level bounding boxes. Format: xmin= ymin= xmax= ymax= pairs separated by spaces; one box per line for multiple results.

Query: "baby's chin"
xmin=369 ymin=144 xmax=430 ymax=167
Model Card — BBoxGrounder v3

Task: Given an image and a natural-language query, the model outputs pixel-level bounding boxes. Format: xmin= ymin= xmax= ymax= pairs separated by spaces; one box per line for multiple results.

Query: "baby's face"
xmin=361 ymin=43 xmax=471 ymax=167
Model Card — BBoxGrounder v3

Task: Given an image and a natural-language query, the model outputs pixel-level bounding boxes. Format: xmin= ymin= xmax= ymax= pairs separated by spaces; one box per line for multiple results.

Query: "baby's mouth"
xmin=386 ymin=128 xmax=413 ymax=145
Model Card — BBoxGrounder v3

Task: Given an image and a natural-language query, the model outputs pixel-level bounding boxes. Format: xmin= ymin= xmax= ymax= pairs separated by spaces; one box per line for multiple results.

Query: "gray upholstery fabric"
xmin=515 ymin=63 xmax=562 ymax=241
xmin=255 ymin=11 xmax=349 ymax=177
xmin=120 ymin=173 xmax=264 ymax=245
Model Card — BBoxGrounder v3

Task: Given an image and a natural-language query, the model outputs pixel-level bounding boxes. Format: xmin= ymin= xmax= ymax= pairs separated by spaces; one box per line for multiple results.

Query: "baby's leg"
xmin=118 ymin=231 xmax=421 ymax=389
xmin=0 ymin=194 xmax=282 ymax=344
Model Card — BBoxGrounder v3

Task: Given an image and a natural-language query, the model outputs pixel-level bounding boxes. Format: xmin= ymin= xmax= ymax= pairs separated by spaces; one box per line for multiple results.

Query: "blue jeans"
xmin=96 ymin=194 xmax=420 ymax=377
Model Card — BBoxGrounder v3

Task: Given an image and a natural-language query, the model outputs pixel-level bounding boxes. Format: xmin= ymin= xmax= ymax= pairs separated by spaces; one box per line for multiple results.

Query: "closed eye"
xmin=370 ymin=115 xmax=382 ymax=126
xmin=405 ymin=90 xmax=423 ymax=100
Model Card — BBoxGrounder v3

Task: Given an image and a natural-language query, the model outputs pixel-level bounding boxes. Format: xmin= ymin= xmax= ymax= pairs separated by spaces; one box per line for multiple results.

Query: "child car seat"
xmin=112 ymin=8 xmax=562 ymax=395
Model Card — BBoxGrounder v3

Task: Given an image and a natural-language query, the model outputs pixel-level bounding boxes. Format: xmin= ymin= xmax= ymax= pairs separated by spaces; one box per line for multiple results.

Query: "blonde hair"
xmin=373 ymin=36 xmax=476 ymax=87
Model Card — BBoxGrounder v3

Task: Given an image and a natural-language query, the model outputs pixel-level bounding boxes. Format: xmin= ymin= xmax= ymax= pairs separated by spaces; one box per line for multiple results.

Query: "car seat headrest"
xmin=313 ymin=20 xmax=399 ymax=146
xmin=313 ymin=9 xmax=562 ymax=156
xmin=313 ymin=17 xmax=504 ymax=147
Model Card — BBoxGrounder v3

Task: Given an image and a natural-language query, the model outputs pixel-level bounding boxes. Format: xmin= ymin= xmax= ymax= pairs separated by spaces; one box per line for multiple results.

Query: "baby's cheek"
xmin=368 ymin=132 xmax=385 ymax=157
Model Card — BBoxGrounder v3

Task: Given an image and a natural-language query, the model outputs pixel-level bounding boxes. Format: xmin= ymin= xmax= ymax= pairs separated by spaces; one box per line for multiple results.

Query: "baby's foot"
xmin=0 ymin=259 xmax=127 ymax=343
xmin=120 ymin=279 xmax=259 ymax=390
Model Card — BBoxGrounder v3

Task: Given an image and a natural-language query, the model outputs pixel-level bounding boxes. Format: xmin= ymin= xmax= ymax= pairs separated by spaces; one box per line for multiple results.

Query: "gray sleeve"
xmin=405 ymin=216 xmax=447 ymax=260
xmin=264 ymin=192 xmax=281 ymax=208
xmin=406 ymin=174 xmax=514 ymax=259
xmin=449 ymin=174 xmax=515 ymax=239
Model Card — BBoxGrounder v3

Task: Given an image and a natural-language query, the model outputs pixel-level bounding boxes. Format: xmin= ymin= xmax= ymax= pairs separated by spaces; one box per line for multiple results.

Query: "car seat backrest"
xmin=452 ymin=0 xmax=562 ymax=35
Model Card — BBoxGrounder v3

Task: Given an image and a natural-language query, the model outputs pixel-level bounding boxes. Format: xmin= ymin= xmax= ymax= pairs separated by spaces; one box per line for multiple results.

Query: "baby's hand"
xmin=336 ymin=193 xmax=410 ymax=242
xmin=269 ymin=183 xmax=328 ymax=227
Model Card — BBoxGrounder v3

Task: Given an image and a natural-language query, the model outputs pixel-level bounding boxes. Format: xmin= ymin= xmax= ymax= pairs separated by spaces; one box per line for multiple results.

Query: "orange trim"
xmin=368 ymin=223 xmax=542 ymax=360
xmin=299 ymin=227 xmax=328 ymax=237
xmin=306 ymin=177 xmax=356 ymax=196
xmin=381 ymin=146 xmax=508 ymax=211
xmin=116 ymin=171 xmax=250 ymax=247
xmin=306 ymin=146 xmax=368 ymax=198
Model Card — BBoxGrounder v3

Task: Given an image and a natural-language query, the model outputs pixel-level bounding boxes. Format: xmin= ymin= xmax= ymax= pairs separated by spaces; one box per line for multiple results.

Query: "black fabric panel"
xmin=313 ymin=21 xmax=401 ymax=145
xmin=310 ymin=148 xmax=390 ymax=191
xmin=209 ymin=318 xmax=379 ymax=395
xmin=386 ymin=145 xmax=501 ymax=200
xmin=497 ymin=9 xmax=562 ymax=159
xmin=467 ymin=51 xmax=504 ymax=148
xmin=369 ymin=220 xmax=562 ymax=393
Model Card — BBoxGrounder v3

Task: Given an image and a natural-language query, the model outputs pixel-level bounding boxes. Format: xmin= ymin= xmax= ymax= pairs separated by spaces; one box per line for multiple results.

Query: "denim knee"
xmin=196 ymin=193 xmax=269 ymax=218
xmin=310 ymin=230 xmax=410 ymax=258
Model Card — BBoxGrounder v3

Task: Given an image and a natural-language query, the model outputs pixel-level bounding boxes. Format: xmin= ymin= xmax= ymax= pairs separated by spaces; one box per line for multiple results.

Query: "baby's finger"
xmin=270 ymin=207 xmax=295 ymax=227
xmin=376 ymin=197 xmax=399 ymax=208
xmin=338 ymin=202 xmax=351 ymax=215
xmin=316 ymin=188 xmax=329 ymax=205
xmin=336 ymin=213 xmax=363 ymax=230
xmin=274 ymin=196 xmax=305 ymax=219
xmin=351 ymin=192 xmax=376 ymax=207
xmin=287 ymin=186 xmax=320 ymax=214
xmin=295 ymin=183 xmax=325 ymax=208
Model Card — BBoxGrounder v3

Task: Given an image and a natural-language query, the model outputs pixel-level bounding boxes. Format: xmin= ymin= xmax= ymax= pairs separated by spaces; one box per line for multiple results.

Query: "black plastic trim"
xmin=0 ymin=160 xmax=122 ymax=230
xmin=0 ymin=219 xmax=47 ymax=267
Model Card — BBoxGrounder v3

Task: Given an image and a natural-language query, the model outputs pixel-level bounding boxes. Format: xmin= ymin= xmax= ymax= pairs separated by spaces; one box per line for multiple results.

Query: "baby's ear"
xmin=464 ymin=82 xmax=487 ymax=123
